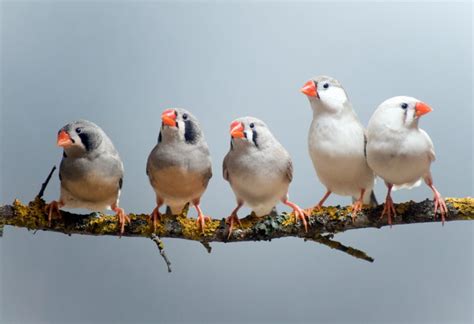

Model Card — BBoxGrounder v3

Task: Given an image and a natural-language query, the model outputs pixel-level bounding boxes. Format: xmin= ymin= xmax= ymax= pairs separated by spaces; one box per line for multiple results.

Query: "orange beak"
xmin=57 ymin=130 xmax=73 ymax=147
xmin=230 ymin=121 xmax=245 ymax=138
xmin=415 ymin=102 xmax=432 ymax=117
xmin=300 ymin=80 xmax=318 ymax=98
xmin=161 ymin=109 xmax=177 ymax=127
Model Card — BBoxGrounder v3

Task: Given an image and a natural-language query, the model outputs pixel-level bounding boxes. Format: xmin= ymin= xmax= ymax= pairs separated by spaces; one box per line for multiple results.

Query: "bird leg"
xmin=150 ymin=198 xmax=164 ymax=231
xmin=426 ymin=182 xmax=448 ymax=225
xmin=193 ymin=199 xmax=211 ymax=233
xmin=282 ymin=198 xmax=309 ymax=232
xmin=350 ymin=188 xmax=365 ymax=222
xmin=381 ymin=183 xmax=396 ymax=226
xmin=45 ymin=200 xmax=64 ymax=226
xmin=305 ymin=190 xmax=331 ymax=215
xmin=112 ymin=203 xmax=130 ymax=236
xmin=226 ymin=201 xmax=243 ymax=239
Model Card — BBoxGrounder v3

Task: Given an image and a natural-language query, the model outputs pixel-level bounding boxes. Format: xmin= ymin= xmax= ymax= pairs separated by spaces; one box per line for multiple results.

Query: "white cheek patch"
xmin=176 ymin=120 xmax=186 ymax=138
xmin=244 ymin=129 xmax=252 ymax=140
xmin=404 ymin=108 xmax=416 ymax=125
xmin=321 ymin=87 xmax=347 ymax=108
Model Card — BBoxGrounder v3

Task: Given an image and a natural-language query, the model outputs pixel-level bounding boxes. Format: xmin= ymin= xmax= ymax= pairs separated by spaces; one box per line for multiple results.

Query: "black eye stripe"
xmin=252 ymin=129 xmax=258 ymax=148
xmin=184 ymin=119 xmax=198 ymax=144
xmin=78 ymin=132 xmax=92 ymax=151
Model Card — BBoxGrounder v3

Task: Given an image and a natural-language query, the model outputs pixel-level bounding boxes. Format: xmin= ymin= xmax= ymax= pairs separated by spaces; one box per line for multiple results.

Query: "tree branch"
xmin=0 ymin=197 xmax=473 ymax=267
xmin=1 ymin=197 xmax=472 ymax=240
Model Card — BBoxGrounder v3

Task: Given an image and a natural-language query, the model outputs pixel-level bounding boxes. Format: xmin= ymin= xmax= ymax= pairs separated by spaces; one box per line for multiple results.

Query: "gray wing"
xmin=222 ymin=152 xmax=230 ymax=182
xmin=420 ymin=129 xmax=436 ymax=162
xmin=285 ymin=158 xmax=293 ymax=183
xmin=364 ymin=131 xmax=368 ymax=157
xmin=202 ymin=164 xmax=213 ymax=187
xmin=197 ymin=142 xmax=213 ymax=186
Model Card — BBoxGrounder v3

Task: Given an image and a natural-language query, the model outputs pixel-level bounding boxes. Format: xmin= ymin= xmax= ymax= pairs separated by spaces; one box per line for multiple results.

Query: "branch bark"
xmin=1 ymin=197 xmax=473 ymax=268
xmin=1 ymin=197 xmax=472 ymax=241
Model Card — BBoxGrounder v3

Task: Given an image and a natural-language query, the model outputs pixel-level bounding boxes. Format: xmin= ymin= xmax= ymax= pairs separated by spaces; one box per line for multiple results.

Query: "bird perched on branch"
xmin=223 ymin=117 xmax=309 ymax=237
xmin=146 ymin=108 xmax=212 ymax=232
xmin=45 ymin=120 xmax=130 ymax=234
xmin=366 ymin=96 xmax=447 ymax=225
xmin=300 ymin=76 xmax=377 ymax=220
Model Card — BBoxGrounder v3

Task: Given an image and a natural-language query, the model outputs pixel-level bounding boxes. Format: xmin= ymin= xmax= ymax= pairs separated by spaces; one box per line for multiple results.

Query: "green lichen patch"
xmin=252 ymin=212 xmax=289 ymax=236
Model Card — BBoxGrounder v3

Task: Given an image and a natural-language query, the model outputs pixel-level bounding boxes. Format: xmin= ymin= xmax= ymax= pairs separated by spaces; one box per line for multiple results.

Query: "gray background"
xmin=1 ymin=1 xmax=472 ymax=323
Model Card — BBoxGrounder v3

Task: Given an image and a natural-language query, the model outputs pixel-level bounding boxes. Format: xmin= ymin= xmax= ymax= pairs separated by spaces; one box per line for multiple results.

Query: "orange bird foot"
xmin=226 ymin=213 xmax=242 ymax=239
xmin=45 ymin=200 xmax=63 ymax=226
xmin=381 ymin=196 xmax=396 ymax=226
xmin=112 ymin=206 xmax=130 ymax=236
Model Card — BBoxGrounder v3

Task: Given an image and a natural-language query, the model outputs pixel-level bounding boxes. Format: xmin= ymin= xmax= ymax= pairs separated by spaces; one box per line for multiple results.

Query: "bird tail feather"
xmin=354 ymin=190 xmax=378 ymax=207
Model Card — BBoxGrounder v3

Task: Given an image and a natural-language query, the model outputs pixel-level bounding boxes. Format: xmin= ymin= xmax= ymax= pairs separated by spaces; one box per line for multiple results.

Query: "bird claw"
xmin=226 ymin=213 xmax=242 ymax=239
xmin=150 ymin=207 xmax=161 ymax=232
xmin=113 ymin=207 xmax=130 ymax=236
xmin=44 ymin=200 xmax=63 ymax=227
xmin=350 ymin=200 xmax=363 ymax=222
xmin=381 ymin=196 xmax=396 ymax=226
xmin=292 ymin=207 xmax=310 ymax=233
xmin=196 ymin=214 xmax=211 ymax=233
xmin=433 ymin=192 xmax=448 ymax=225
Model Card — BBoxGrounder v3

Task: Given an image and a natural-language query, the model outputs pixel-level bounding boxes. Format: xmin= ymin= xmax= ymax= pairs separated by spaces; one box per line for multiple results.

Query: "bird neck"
xmin=160 ymin=127 xmax=183 ymax=145
xmin=310 ymin=98 xmax=354 ymax=121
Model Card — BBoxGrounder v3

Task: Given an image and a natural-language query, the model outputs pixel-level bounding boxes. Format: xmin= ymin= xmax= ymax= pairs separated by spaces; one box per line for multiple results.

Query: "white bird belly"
xmin=230 ymin=173 xmax=288 ymax=216
xmin=368 ymin=151 xmax=428 ymax=188
xmin=311 ymin=152 xmax=374 ymax=196
xmin=150 ymin=166 xmax=206 ymax=212
xmin=60 ymin=176 xmax=119 ymax=211
xmin=308 ymin=122 xmax=374 ymax=197
xmin=367 ymin=144 xmax=430 ymax=188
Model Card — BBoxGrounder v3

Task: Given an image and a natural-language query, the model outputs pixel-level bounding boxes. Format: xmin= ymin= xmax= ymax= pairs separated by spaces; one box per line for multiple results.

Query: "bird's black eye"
xmin=249 ymin=123 xmax=255 ymax=128
xmin=401 ymin=103 xmax=408 ymax=109
xmin=323 ymin=83 xmax=329 ymax=89
xmin=182 ymin=113 xmax=188 ymax=120
xmin=75 ymin=127 xmax=82 ymax=134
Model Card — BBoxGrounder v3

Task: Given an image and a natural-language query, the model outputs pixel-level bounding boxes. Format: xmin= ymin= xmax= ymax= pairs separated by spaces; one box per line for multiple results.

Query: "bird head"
xmin=159 ymin=108 xmax=203 ymax=144
xmin=375 ymin=96 xmax=432 ymax=130
xmin=300 ymin=75 xmax=349 ymax=113
xmin=229 ymin=117 xmax=275 ymax=150
xmin=57 ymin=120 xmax=104 ymax=157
